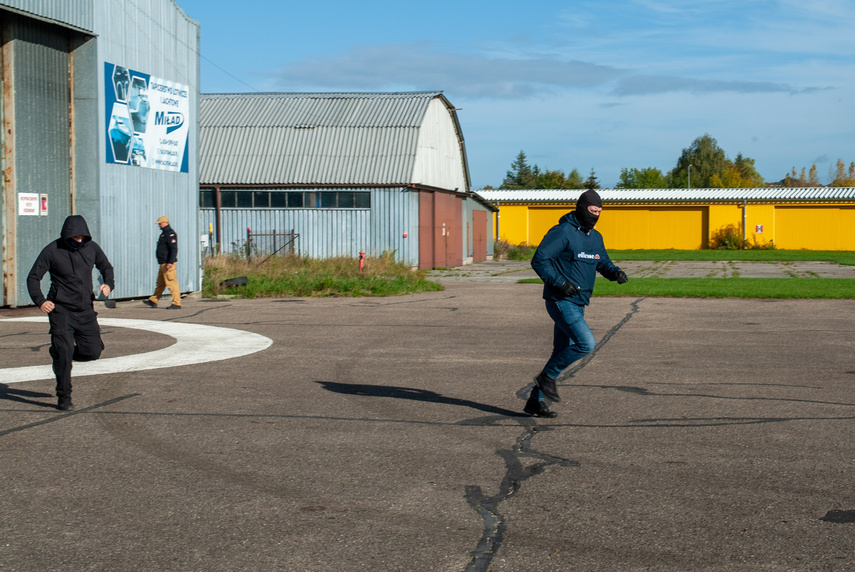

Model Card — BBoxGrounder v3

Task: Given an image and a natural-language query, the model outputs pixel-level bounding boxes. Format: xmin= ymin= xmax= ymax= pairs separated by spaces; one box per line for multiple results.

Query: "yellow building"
xmin=476 ymin=188 xmax=855 ymax=251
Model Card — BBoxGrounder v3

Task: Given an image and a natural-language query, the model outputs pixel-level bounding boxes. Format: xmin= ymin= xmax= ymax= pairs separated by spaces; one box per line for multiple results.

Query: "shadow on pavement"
xmin=0 ymin=383 xmax=54 ymax=408
xmin=317 ymin=381 xmax=527 ymax=418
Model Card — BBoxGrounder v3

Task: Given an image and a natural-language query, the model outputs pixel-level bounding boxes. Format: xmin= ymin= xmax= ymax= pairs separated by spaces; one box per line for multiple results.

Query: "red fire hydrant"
xmin=359 ymin=251 xmax=365 ymax=273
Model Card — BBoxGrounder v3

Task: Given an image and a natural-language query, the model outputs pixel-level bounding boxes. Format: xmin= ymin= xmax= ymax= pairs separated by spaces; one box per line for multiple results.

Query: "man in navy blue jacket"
xmin=527 ymin=190 xmax=628 ymax=417
xmin=27 ymin=215 xmax=114 ymax=411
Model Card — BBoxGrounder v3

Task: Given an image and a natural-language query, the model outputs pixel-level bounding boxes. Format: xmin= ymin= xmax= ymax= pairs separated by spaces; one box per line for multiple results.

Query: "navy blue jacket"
xmin=156 ymin=224 xmax=178 ymax=264
xmin=27 ymin=215 xmax=115 ymax=311
xmin=531 ymin=212 xmax=622 ymax=305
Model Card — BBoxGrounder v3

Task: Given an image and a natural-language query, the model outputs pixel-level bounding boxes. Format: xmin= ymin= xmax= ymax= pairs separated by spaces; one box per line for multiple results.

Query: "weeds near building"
xmin=494 ymin=240 xmax=537 ymax=261
xmin=709 ymin=224 xmax=776 ymax=250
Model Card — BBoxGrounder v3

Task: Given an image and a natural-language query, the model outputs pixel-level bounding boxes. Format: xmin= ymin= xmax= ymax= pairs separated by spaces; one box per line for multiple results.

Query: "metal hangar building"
xmin=199 ymin=91 xmax=496 ymax=269
xmin=0 ymin=0 xmax=200 ymax=307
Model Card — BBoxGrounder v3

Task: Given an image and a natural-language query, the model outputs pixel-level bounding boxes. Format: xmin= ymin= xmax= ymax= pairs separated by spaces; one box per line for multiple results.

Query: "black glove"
xmin=558 ymin=281 xmax=581 ymax=297
xmin=615 ymin=270 xmax=628 ymax=284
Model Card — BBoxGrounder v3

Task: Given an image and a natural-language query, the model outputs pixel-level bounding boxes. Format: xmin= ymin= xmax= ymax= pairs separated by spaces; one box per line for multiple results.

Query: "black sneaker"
xmin=524 ymin=395 xmax=557 ymax=418
xmin=534 ymin=372 xmax=560 ymax=402
xmin=166 ymin=304 xmax=181 ymax=309
xmin=143 ymin=300 xmax=157 ymax=308
xmin=57 ymin=397 xmax=75 ymax=411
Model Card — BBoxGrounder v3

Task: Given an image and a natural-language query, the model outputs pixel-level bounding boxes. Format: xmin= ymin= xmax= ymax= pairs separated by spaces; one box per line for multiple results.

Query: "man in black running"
xmin=27 ymin=215 xmax=115 ymax=411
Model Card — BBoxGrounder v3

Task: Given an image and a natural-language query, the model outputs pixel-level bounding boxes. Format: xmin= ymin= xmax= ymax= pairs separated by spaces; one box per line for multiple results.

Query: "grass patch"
xmin=518 ymin=277 xmax=855 ymax=299
xmin=501 ymin=245 xmax=855 ymax=265
xmin=610 ymin=249 xmax=855 ymax=266
xmin=202 ymin=253 xmax=443 ymax=298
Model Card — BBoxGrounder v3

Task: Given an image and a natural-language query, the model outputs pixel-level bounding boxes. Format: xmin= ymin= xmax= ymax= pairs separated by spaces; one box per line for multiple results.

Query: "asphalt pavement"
xmin=1 ymin=268 xmax=854 ymax=571
xmin=429 ymin=259 xmax=855 ymax=281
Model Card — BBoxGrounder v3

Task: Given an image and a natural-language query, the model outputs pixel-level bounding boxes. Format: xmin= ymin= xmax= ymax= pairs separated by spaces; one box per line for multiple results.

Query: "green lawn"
xmin=609 ymin=249 xmax=855 ymax=266
xmin=516 ymin=250 xmax=855 ymax=298
xmin=595 ymin=277 xmax=855 ymax=299
xmin=518 ymin=276 xmax=855 ymax=299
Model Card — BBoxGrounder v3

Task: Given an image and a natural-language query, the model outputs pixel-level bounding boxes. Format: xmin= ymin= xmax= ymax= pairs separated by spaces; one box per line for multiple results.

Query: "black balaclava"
xmin=60 ymin=215 xmax=92 ymax=250
xmin=575 ymin=190 xmax=602 ymax=230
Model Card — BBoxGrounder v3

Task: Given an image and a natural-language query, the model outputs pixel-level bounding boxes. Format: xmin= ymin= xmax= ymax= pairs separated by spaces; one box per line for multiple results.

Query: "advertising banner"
xmin=104 ymin=62 xmax=189 ymax=172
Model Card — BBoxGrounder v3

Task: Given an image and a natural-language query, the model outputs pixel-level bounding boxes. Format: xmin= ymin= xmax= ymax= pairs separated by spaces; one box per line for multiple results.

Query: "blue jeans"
xmin=541 ymin=299 xmax=596 ymax=381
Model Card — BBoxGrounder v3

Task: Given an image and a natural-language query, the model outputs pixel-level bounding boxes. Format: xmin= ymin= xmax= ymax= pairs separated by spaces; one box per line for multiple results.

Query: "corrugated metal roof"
xmin=475 ymin=188 xmax=855 ymax=203
xmin=200 ymin=92 xmax=448 ymax=186
xmin=0 ymin=0 xmax=95 ymax=33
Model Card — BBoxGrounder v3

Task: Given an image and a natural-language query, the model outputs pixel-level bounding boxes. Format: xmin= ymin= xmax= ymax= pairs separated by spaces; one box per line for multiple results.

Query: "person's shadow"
xmin=0 ymin=383 xmax=55 ymax=408
xmin=316 ymin=381 xmax=527 ymax=419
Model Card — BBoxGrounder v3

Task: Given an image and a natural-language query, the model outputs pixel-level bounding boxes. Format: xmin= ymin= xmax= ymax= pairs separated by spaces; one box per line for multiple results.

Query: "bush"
xmin=709 ymin=224 xmax=775 ymax=250
xmin=494 ymin=240 xmax=536 ymax=261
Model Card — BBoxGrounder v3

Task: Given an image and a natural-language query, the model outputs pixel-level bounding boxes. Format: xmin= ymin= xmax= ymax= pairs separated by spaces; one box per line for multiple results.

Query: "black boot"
xmin=57 ymin=396 xmax=75 ymax=411
xmin=533 ymin=372 xmax=560 ymax=402
xmin=524 ymin=395 xmax=557 ymax=418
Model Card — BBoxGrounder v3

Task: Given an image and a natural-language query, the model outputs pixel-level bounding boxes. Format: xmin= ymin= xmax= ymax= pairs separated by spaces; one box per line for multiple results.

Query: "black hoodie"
xmin=27 ymin=215 xmax=115 ymax=311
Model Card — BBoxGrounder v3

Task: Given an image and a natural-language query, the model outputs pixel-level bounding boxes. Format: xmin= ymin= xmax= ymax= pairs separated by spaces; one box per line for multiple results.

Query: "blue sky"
xmin=176 ymin=0 xmax=855 ymax=189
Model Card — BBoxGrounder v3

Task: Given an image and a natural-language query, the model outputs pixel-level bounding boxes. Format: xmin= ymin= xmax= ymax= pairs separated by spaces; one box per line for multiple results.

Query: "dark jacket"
xmin=27 ymin=215 xmax=115 ymax=311
xmin=156 ymin=224 xmax=178 ymax=264
xmin=531 ymin=211 xmax=623 ymax=305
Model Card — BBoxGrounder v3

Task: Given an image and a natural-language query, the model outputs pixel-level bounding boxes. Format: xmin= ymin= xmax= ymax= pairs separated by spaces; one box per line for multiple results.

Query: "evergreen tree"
xmin=564 ymin=168 xmax=585 ymax=189
xmin=500 ymin=150 xmax=535 ymax=189
xmin=584 ymin=169 xmax=600 ymax=190
xmin=498 ymin=151 xmax=586 ymax=189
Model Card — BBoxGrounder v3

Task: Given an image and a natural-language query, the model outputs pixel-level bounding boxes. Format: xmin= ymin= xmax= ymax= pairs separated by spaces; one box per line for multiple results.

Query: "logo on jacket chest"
xmin=577 ymin=251 xmax=600 ymax=260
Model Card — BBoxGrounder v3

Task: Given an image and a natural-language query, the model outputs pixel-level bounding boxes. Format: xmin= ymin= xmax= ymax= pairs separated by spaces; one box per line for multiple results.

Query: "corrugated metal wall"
xmin=92 ymin=0 xmax=199 ymax=299
xmin=369 ymin=187 xmax=419 ymax=265
xmin=493 ymin=202 xmax=855 ymax=251
xmin=200 ymin=187 xmax=422 ymax=268
xmin=199 ymin=208 xmax=371 ymax=260
xmin=2 ymin=14 xmax=74 ymax=306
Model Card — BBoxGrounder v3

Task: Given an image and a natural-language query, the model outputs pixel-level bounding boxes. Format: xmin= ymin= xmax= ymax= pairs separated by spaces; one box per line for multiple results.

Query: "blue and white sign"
xmin=104 ymin=62 xmax=189 ymax=172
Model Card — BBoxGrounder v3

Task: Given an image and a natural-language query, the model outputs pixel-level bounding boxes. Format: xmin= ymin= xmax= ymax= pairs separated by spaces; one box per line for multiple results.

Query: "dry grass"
xmin=202 ymin=253 xmax=443 ymax=298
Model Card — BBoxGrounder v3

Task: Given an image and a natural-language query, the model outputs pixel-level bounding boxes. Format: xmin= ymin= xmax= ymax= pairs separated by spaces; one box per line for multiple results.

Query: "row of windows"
xmin=200 ymin=190 xmax=371 ymax=209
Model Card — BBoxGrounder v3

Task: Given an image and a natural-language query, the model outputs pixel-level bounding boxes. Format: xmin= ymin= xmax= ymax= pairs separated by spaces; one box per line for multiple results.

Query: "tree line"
xmin=492 ymin=134 xmax=855 ymax=190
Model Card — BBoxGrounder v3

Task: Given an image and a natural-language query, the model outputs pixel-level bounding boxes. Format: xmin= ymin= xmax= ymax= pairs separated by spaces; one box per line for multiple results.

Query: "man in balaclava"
xmin=527 ymin=190 xmax=629 ymax=417
xmin=27 ymin=215 xmax=114 ymax=411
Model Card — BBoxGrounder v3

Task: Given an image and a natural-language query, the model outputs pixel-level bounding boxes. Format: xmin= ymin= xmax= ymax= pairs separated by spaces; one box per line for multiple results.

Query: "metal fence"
xmin=246 ymin=228 xmax=300 ymax=263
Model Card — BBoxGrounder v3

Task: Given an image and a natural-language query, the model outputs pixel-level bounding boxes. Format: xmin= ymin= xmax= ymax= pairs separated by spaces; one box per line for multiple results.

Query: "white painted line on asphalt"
xmin=1 ymin=317 xmax=273 ymax=384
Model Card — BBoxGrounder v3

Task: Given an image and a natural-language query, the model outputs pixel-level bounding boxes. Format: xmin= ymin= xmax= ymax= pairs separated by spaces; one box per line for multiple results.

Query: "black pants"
xmin=48 ymin=305 xmax=104 ymax=398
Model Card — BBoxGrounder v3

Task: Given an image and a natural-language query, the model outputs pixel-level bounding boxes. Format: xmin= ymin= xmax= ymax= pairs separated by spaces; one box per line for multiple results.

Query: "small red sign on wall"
xmin=755 ymin=224 xmax=764 ymax=233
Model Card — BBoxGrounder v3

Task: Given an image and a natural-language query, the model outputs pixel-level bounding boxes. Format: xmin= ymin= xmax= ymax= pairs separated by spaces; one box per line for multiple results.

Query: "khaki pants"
xmin=149 ymin=263 xmax=181 ymax=306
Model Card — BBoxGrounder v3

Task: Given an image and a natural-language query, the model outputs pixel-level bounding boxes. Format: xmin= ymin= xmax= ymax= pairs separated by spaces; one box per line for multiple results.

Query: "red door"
xmin=473 ymin=210 xmax=487 ymax=262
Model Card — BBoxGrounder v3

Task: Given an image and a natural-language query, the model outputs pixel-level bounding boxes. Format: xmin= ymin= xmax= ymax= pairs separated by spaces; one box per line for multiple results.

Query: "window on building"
xmin=355 ymin=192 xmax=371 ymax=208
xmin=320 ymin=192 xmax=337 ymax=208
xmin=287 ymin=192 xmax=304 ymax=208
xmin=270 ymin=192 xmax=288 ymax=208
xmin=253 ymin=191 xmax=269 ymax=208
xmin=220 ymin=191 xmax=237 ymax=208
xmin=236 ymin=192 xmax=252 ymax=208
xmin=200 ymin=190 xmax=371 ymax=209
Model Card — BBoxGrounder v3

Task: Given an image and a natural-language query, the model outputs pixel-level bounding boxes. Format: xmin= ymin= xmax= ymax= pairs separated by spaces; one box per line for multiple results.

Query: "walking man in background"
xmin=27 ymin=215 xmax=114 ymax=411
xmin=527 ymin=190 xmax=628 ymax=418
xmin=144 ymin=215 xmax=181 ymax=309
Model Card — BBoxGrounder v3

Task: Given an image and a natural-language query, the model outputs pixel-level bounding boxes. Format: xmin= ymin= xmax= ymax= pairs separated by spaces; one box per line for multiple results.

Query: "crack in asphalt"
xmin=466 ymin=297 xmax=643 ymax=572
